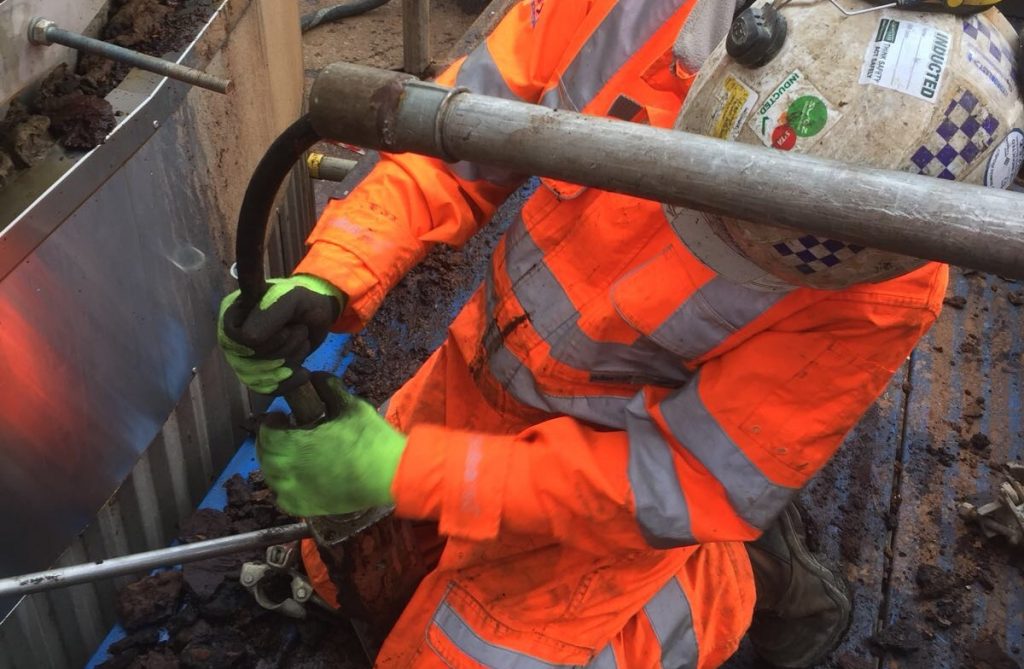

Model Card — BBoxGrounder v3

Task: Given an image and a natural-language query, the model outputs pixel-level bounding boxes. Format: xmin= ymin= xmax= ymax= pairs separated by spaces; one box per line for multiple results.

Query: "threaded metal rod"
xmin=0 ymin=523 xmax=311 ymax=597
xmin=28 ymin=18 xmax=233 ymax=95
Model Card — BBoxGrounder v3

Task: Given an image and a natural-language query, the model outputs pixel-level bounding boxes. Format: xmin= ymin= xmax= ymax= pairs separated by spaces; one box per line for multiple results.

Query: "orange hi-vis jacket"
xmin=295 ymin=0 xmax=947 ymax=666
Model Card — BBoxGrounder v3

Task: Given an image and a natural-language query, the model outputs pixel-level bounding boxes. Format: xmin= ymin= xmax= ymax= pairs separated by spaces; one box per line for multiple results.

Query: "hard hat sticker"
xmin=962 ymin=16 xmax=1018 ymax=99
xmin=787 ymin=96 xmax=828 ymax=138
xmin=904 ymin=88 xmax=1000 ymax=181
xmin=984 ymin=129 xmax=1024 ymax=189
xmin=859 ymin=18 xmax=951 ymax=103
xmin=708 ymin=75 xmax=758 ymax=141
xmin=748 ymin=70 xmax=842 ymax=152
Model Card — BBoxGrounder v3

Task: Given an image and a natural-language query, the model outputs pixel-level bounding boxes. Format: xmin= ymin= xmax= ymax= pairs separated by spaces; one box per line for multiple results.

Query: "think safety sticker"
xmin=749 ymin=70 xmax=842 ymax=152
xmin=708 ymin=75 xmax=758 ymax=141
xmin=859 ymin=18 xmax=951 ymax=103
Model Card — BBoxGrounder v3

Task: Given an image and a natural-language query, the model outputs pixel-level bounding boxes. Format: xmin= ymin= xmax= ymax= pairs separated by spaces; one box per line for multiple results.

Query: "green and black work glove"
xmin=218 ymin=275 xmax=345 ymax=395
xmin=257 ymin=373 xmax=406 ymax=516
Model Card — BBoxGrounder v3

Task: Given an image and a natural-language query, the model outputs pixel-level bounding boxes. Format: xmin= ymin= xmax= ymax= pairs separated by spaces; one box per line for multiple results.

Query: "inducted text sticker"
xmin=985 ymin=129 xmax=1024 ymax=188
xmin=709 ymin=75 xmax=758 ymax=141
xmin=860 ymin=17 xmax=951 ymax=102
xmin=749 ymin=70 xmax=842 ymax=151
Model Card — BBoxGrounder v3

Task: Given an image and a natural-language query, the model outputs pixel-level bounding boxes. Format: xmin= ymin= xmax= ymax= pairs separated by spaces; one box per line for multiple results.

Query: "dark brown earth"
xmin=0 ymin=0 xmax=215 ymax=191
xmin=0 ymin=150 xmax=15 ymax=191
xmin=341 ymin=195 xmax=520 ymax=405
xmin=970 ymin=637 xmax=1023 ymax=669
xmin=101 ymin=472 xmax=368 ymax=668
xmin=34 ymin=65 xmax=117 ymax=150
xmin=0 ymin=102 xmax=55 ymax=167
xmin=116 ymin=571 xmax=185 ymax=632
xmin=868 ymin=619 xmax=923 ymax=656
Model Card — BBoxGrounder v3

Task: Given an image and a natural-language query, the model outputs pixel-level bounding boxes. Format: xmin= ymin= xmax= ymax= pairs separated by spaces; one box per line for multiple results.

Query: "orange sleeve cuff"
xmin=391 ymin=424 xmax=512 ymax=542
xmin=294 ymin=194 xmax=431 ymax=332
xmin=294 ymin=239 xmax=385 ymax=332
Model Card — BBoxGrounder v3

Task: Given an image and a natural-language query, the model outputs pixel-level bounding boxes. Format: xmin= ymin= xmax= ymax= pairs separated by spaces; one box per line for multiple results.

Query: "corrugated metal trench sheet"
xmin=0 ymin=166 xmax=313 ymax=669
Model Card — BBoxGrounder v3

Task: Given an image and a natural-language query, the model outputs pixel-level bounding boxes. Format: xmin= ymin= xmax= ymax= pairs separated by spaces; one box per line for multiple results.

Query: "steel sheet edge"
xmin=0 ymin=0 xmax=306 ymax=591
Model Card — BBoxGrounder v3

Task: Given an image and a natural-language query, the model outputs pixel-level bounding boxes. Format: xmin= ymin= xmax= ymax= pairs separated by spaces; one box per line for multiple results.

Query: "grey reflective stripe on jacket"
xmin=430 ymin=578 xmax=699 ymax=667
xmin=451 ymin=42 xmax=527 ymax=185
xmin=645 ymin=578 xmax=700 ymax=668
xmin=483 ymin=260 xmax=636 ymax=429
xmin=452 ymin=0 xmax=688 ymax=183
xmin=625 ymin=374 xmax=799 ymax=546
xmin=431 ymin=600 xmax=620 ymax=667
xmin=503 ymin=214 xmax=691 ymax=385
xmin=539 ymin=0 xmax=689 ymax=112
xmin=650 ymin=277 xmax=789 ymax=360
xmin=487 ymin=230 xmax=795 ymax=543
xmin=658 ymin=373 xmax=798 ymax=530
xmin=625 ymin=393 xmax=696 ymax=547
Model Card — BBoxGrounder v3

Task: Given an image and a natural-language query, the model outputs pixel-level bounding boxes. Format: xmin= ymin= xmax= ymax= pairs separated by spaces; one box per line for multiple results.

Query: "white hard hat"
xmin=667 ymin=1 xmax=1024 ymax=290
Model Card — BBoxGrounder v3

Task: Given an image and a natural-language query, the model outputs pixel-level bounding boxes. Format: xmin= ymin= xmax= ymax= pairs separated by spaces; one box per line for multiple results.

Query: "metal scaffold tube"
xmin=0 ymin=523 xmax=312 ymax=598
xmin=308 ymin=62 xmax=1024 ymax=281
xmin=28 ymin=18 xmax=233 ymax=94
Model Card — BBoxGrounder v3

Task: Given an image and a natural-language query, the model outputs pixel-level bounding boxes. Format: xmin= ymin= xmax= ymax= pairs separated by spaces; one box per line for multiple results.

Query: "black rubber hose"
xmin=235 ymin=113 xmax=321 ymax=312
xmin=234 ymin=114 xmax=327 ymax=425
xmin=300 ymin=0 xmax=392 ymax=33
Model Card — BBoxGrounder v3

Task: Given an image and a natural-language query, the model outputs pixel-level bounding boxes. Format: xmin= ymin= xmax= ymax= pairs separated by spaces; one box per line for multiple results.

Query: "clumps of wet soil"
xmin=970 ymin=637 xmax=1023 ymax=669
xmin=33 ymin=64 xmax=117 ymax=150
xmin=98 ymin=472 xmax=369 ymax=669
xmin=0 ymin=101 xmax=57 ymax=190
xmin=869 ymin=619 xmax=923 ymax=656
xmin=0 ymin=0 xmax=213 ymax=191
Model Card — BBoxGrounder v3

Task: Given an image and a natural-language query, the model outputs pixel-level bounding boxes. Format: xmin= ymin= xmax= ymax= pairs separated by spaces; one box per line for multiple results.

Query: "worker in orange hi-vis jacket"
xmin=217 ymin=1 xmax=1024 ymax=666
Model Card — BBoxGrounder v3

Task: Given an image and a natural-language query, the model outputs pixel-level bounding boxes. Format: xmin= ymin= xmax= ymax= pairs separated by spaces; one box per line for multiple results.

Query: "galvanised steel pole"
xmin=0 ymin=523 xmax=311 ymax=598
xmin=309 ymin=62 xmax=1024 ymax=281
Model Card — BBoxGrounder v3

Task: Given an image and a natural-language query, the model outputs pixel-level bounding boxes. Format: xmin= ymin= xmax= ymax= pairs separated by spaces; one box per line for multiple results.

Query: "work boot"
xmin=745 ymin=504 xmax=852 ymax=668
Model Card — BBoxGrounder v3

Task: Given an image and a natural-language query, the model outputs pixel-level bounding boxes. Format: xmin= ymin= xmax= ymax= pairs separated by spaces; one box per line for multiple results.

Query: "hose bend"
xmin=234 ymin=113 xmax=326 ymax=424
xmin=235 ymin=114 xmax=321 ymax=311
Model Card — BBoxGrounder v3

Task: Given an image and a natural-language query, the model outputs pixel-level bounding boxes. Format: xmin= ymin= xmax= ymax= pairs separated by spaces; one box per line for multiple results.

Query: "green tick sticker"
xmin=787 ymin=95 xmax=828 ymax=138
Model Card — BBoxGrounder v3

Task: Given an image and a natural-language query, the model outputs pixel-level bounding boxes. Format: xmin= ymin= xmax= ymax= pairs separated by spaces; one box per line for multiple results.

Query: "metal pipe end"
xmin=28 ymin=17 xmax=56 ymax=46
xmin=307 ymin=152 xmax=324 ymax=179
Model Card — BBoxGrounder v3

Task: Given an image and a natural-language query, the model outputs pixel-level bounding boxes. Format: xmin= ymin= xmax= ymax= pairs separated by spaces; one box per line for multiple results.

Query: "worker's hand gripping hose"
xmin=218 ymin=276 xmax=345 ymax=397
xmin=232 ymin=114 xmax=331 ymax=425
xmin=228 ymin=111 xmax=395 ymax=549
xmin=257 ymin=373 xmax=406 ymax=517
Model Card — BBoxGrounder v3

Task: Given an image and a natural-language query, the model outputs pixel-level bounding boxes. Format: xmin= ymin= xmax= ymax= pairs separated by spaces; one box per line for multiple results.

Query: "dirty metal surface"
xmin=880 ymin=269 xmax=1023 ymax=669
